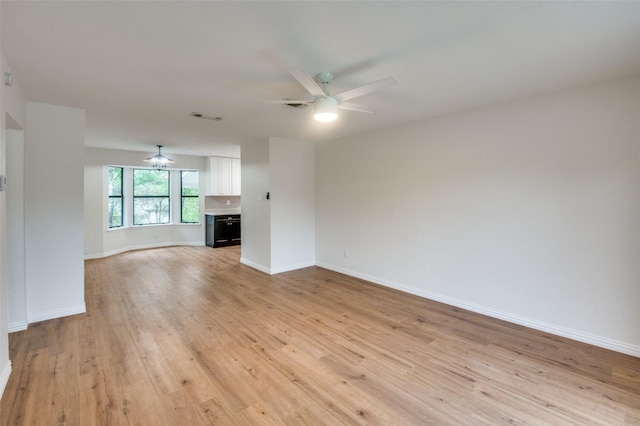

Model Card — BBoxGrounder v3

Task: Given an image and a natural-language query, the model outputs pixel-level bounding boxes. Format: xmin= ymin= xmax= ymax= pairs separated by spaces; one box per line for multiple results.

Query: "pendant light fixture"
xmin=144 ymin=145 xmax=174 ymax=170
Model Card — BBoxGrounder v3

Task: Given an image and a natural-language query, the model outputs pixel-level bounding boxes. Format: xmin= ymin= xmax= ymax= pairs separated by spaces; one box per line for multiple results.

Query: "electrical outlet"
xmin=344 ymin=249 xmax=349 ymax=258
xmin=226 ymin=199 xmax=230 ymax=206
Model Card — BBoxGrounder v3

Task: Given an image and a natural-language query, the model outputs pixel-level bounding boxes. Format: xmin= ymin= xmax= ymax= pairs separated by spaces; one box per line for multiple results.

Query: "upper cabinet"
xmin=206 ymin=156 xmax=241 ymax=196
xmin=230 ymin=158 xmax=241 ymax=195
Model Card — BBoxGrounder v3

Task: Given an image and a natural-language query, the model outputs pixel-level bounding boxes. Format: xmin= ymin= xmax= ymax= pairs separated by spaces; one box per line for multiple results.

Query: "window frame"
xmin=180 ymin=170 xmax=200 ymax=224
xmin=132 ymin=168 xmax=171 ymax=226
xmin=106 ymin=166 xmax=201 ymax=230
xmin=108 ymin=166 xmax=124 ymax=229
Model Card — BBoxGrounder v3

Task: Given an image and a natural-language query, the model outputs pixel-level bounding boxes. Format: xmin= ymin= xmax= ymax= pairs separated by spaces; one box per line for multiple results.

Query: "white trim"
xmin=85 ymin=241 xmax=205 ymax=260
xmin=8 ymin=321 xmax=28 ymax=333
xmin=27 ymin=304 xmax=86 ymax=324
xmin=240 ymin=257 xmax=271 ymax=274
xmin=271 ymin=261 xmax=315 ymax=275
xmin=106 ymin=222 xmax=202 ymax=233
xmin=84 ymin=252 xmax=107 ymax=260
xmin=316 ymin=261 xmax=640 ymax=358
xmin=0 ymin=360 xmax=11 ymax=401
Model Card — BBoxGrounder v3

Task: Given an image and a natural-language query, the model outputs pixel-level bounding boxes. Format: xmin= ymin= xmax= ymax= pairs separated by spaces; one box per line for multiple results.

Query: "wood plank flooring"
xmin=1 ymin=245 xmax=639 ymax=425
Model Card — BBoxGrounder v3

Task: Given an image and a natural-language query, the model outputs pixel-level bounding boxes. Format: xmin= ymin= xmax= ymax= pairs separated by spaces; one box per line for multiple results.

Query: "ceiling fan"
xmin=267 ymin=68 xmax=397 ymax=122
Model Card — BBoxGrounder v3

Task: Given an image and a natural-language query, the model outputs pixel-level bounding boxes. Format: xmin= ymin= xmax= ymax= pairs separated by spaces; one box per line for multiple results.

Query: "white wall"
xmin=270 ymin=137 xmax=315 ymax=273
xmin=84 ymin=147 xmax=207 ymax=258
xmin=0 ymin=8 xmax=7 ymax=396
xmin=25 ymin=102 xmax=86 ymax=323
xmin=316 ymin=76 xmax=640 ymax=356
xmin=240 ymin=140 xmax=271 ymax=272
xmin=1 ymin=48 xmax=27 ymax=399
xmin=240 ymin=137 xmax=316 ymax=274
xmin=207 ymin=144 xmax=241 ymax=158
xmin=7 ymin=127 xmax=26 ymax=332
xmin=0 ymin=41 xmax=9 ymax=399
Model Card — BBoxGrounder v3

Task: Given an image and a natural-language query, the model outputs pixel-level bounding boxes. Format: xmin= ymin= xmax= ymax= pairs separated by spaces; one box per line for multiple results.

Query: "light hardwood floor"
xmin=1 ymin=246 xmax=639 ymax=425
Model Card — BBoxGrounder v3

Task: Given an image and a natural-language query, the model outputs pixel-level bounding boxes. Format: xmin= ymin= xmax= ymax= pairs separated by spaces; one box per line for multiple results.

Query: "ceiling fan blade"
xmin=289 ymin=67 xmax=326 ymax=97
xmin=334 ymin=76 xmax=398 ymax=102
xmin=257 ymin=99 xmax=313 ymax=104
xmin=338 ymin=102 xmax=376 ymax=113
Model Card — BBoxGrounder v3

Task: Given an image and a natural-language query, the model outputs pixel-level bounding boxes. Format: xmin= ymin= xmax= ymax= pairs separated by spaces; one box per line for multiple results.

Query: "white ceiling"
xmin=3 ymin=1 xmax=640 ymax=157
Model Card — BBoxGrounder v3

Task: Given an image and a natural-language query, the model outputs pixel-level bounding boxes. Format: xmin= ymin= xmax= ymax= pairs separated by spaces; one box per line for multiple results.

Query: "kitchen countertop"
xmin=205 ymin=209 xmax=241 ymax=216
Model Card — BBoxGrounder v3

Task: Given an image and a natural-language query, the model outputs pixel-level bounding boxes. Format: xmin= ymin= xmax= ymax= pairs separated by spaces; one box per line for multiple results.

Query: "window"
xmin=181 ymin=170 xmax=199 ymax=223
xmin=107 ymin=166 xmax=199 ymax=229
xmin=133 ymin=169 xmax=170 ymax=225
xmin=108 ymin=166 xmax=123 ymax=228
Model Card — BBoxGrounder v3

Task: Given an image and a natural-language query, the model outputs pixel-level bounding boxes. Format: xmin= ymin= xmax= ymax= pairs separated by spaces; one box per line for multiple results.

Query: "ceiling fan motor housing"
xmin=316 ymin=71 xmax=334 ymax=84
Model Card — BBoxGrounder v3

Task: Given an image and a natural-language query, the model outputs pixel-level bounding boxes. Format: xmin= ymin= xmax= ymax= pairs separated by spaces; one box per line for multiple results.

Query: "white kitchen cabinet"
xmin=206 ymin=156 xmax=241 ymax=196
xmin=231 ymin=158 xmax=241 ymax=195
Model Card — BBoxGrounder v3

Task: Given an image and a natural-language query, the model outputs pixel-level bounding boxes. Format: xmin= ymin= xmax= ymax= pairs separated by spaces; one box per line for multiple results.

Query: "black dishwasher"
xmin=210 ymin=214 xmax=241 ymax=247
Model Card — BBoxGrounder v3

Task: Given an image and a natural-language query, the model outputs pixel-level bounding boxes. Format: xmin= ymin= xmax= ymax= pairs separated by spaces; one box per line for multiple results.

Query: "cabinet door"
xmin=207 ymin=157 xmax=233 ymax=195
xmin=217 ymin=157 xmax=232 ymax=195
xmin=229 ymin=219 xmax=241 ymax=243
xmin=206 ymin=157 xmax=218 ymax=195
xmin=231 ymin=158 xmax=241 ymax=195
xmin=214 ymin=218 xmax=229 ymax=246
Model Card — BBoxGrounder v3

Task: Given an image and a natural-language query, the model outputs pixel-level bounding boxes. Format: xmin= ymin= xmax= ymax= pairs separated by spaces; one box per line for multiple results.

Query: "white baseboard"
xmin=240 ymin=259 xmax=315 ymax=275
xmin=271 ymin=260 xmax=315 ymax=275
xmin=316 ymin=261 xmax=640 ymax=358
xmin=8 ymin=321 xmax=28 ymax=333
xmin=85 ymin=242 xmax=205 ymax=259
xmin=240 ymin=257 xmax=271 ymax=274
xmin=0 ymin=360 xmax=11 ymax=401
xmin=28 ymin=303 xmax=86 ymax=323
xmin=84 ymin=252 xmax=106 ymax=260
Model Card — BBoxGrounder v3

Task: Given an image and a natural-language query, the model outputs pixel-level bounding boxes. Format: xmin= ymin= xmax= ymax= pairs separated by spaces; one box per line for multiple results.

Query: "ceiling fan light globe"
xmin=314 ymin=112 xmax=338 ymax=122
xmin=314 ymin=97 xmax=338 ymax=122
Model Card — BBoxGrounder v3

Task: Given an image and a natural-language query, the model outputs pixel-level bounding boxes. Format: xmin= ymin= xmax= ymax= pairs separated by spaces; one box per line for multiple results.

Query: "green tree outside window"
xmin=133 ymin=169 xmax=170 ymax=225
xmin=181 ymin=170 xmax=199 ymax=223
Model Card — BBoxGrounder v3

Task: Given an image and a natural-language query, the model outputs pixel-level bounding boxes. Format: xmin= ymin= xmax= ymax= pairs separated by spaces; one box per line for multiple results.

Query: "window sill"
xmin=107 ymin=222 xmax=201 ymax=232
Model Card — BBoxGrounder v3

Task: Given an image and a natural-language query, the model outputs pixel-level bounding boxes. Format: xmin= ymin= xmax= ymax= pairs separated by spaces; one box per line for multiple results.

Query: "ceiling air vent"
xmin=190 ymin=112 xmax=223 ymax=121
xmin=285 ymin=102 xmax=308 ymax=109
